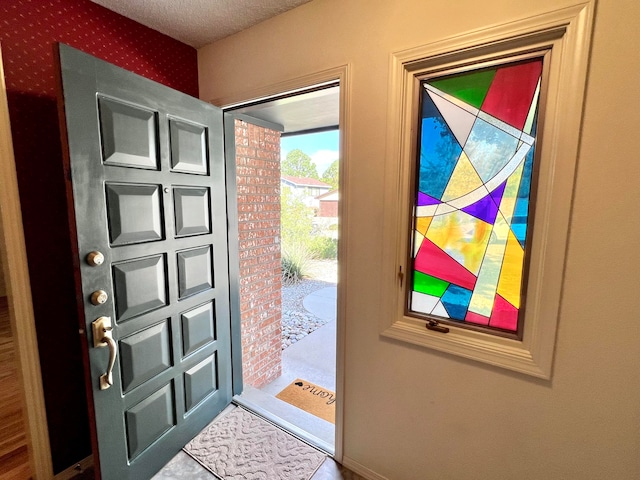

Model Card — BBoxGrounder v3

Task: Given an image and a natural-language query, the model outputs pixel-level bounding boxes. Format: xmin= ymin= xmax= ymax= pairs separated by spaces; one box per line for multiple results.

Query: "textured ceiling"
xmin=90 ymin=0 xmax=313 ymax=48
xmin=90 ymin=0 xmax=337 ymax=134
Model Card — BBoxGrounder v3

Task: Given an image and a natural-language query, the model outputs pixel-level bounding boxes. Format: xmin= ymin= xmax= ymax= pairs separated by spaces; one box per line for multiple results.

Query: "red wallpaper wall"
xmin=0 ymin=0 xmax=198 ymax=473
xmin=0 ymin=0 xmax=198 ymax=98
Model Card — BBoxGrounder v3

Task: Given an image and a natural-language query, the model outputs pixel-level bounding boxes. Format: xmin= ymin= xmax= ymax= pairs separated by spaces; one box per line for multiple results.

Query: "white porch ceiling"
xmin=230 ymin=85 xmax=340 ymax=134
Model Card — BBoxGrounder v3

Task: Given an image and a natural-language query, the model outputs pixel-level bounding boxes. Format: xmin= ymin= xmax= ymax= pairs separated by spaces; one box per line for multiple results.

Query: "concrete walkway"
xmin=263 ymin=284 xmax=337 ymax=393
xmin=302 ymin=286 xmax=337 ymax=322
xmin=239 ymin=284 xmax=338 ymax=451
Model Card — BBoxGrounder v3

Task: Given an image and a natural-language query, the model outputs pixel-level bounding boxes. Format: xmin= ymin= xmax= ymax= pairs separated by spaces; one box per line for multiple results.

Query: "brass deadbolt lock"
xmin=86 ymin=251 xmax=105 ymax=266
xmin=90 ymin=290 xmax=109 ymax=306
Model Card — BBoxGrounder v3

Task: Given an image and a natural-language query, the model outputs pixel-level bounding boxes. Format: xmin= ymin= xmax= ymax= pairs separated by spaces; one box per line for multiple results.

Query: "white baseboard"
xmin=54 ymin=455 xmax=93 ymax=480
xmin=342 ymin=455 xmax=389 ymax=480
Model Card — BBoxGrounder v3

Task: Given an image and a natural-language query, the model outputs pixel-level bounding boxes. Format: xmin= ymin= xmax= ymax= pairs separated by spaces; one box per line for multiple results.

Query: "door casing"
xmin=216 ymin=66 xmax=351 ymax=462
xmin=0 ymin=44 xmax=53 ymax=479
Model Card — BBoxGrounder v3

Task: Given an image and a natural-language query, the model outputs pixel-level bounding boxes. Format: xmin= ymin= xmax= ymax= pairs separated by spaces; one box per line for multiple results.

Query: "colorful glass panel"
xmin=481 ymin=61 xmax=542 ymax=130
xmin=413 ymin=271 xmax=449 ymax=297
xmin=419 ymin=94 xmax=463 ymax=199
xmin=441 ymin=284 xmax=473 ymax=320
xmin=428 ymin=69 xmax=496 ymax=109
xmin=409 ymin=57 xmax=543 ymax=334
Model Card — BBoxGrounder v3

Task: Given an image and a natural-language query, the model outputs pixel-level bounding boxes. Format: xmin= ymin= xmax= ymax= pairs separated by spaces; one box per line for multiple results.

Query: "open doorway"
xmin=227 ymin=84 xmax=341 ymax=454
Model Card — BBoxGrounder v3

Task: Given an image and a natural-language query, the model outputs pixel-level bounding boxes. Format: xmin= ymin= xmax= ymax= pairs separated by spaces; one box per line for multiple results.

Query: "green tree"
xmin=280 ymin=187 xmax=314 ymax=248
xmin=321 ymin=159 xmax=339 ymax=188
xmin=282 ymin=149 xmax=319 ymax=179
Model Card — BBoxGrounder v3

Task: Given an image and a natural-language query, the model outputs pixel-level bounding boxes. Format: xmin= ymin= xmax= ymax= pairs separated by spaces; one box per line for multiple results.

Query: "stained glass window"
xmin=409 ymin=57 xmax=543 ymax=335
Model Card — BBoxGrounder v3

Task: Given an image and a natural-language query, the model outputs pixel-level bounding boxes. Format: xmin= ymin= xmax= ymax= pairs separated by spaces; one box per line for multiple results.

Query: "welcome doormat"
xmin=276 ymin=379 xmax=336 ymax=424
xmin=184 ymin=407 xmax=325 ymax=480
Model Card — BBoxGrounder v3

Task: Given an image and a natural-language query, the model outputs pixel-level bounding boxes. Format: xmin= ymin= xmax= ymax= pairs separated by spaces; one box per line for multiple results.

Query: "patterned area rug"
xmin=184 ymin=407 xmax=326 ymax=480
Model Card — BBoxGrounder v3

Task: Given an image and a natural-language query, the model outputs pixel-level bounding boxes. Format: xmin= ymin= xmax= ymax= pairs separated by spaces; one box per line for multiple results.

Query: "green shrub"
xmin=310 ymin=236 xmax=338 ymax=259
xmin=280 ymin=187 xmax=338 ymax=276
xmin=281 ymin=243 xmax=313 ymax=285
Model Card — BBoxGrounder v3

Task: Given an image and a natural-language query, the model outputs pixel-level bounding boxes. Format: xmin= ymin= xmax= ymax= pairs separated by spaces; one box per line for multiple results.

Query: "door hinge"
xmin=398 ymin=266 xmax=404 ymax=287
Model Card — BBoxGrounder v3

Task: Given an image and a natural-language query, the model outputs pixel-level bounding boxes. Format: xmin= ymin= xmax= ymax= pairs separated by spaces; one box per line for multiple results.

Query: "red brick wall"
xmin=319 ymin=200 xmax=339 ymax=217
xmin=234 ymin=119 xmax=282 ymax=388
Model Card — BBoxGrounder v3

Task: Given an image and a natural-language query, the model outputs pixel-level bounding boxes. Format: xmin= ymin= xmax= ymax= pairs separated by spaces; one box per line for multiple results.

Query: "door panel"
xmin=57 ymin=44 xmax=233 ymax=479
xmin=105 ymin=183 xmax=165 ymax=245
xmin=169 ymin=118 xmax=209 ymax=174
xmin=173 ymin=186 xmax=211 ymax=237
xmin=98 ymin=96 xmax=159 ymax=169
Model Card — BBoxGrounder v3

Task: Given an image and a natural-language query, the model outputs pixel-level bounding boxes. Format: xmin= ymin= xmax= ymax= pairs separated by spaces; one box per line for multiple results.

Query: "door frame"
xmin=0 ymin=45 xmax=54 ymax=478
xmin=222 ymin=112 xmax=244 ymax=396
xmin=214 ymin=64 xmax=351 ymax=462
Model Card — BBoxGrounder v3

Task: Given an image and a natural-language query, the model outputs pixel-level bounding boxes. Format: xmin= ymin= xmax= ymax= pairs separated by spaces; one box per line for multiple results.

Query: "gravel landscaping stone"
xmin=281 ymin=260 xmax=337 ymax=349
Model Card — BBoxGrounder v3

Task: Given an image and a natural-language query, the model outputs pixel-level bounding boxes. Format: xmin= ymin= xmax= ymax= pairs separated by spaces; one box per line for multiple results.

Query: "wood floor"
xmin=0 ymin=296 xmax=30 ymax=479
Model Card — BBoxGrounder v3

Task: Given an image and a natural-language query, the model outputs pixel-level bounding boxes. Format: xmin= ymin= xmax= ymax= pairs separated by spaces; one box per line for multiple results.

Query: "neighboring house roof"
xmin=281 ymin=175 xmax=332 ymax=189
xmin=316 ymin=189 xmax=339 ymax=201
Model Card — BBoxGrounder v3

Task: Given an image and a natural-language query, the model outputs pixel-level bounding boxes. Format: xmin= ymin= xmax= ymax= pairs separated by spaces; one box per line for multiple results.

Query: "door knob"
xmin=90 ymin=290 xmax=108 ymax=305
xmin=92 ymin=316 xmax=117 ymax=390
xmin=86 ymin=251 xmax=105 ymax=266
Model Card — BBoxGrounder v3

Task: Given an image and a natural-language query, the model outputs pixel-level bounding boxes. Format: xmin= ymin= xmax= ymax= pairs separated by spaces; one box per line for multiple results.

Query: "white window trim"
xmin=380 ymin=2 xmax=595 ymax=379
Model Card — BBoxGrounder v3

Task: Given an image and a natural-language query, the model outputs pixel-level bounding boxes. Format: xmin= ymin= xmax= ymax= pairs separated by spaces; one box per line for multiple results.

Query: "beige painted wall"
xmin=199 ymin=1 xmax=640 ymax=478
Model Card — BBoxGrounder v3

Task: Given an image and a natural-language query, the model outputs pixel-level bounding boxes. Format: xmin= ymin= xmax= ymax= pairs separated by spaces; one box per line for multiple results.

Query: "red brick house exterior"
xmin=234 ymin=119 xmax=283 ymax=388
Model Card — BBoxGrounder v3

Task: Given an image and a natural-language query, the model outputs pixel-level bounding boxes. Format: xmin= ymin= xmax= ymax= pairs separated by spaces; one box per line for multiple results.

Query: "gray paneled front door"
xmin=56 ymin=44 xmax=234 ymax=479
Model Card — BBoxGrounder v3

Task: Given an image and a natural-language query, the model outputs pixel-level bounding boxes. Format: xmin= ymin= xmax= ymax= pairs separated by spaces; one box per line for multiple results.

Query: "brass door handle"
xmin=92 ymin=316 xmax=117 ymax=390
xmin=99 ymin=336 xmax=117 ymax=390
